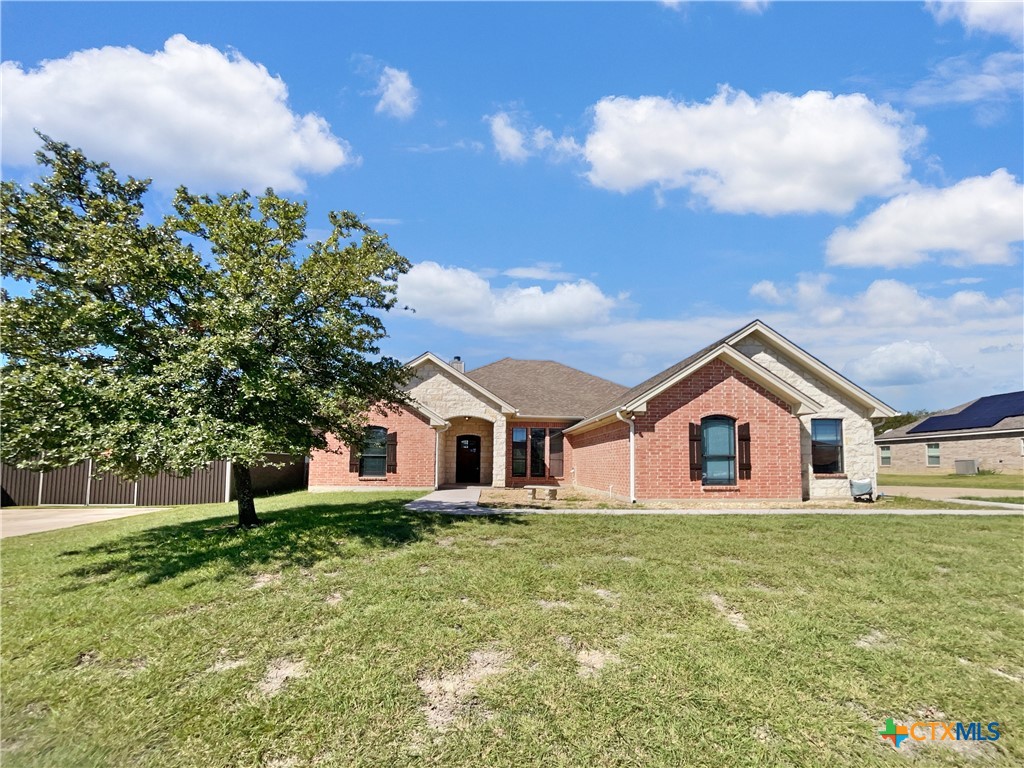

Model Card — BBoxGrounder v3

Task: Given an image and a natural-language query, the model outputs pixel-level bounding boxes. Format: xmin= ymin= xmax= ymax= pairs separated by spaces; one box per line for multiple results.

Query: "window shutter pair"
xmin=689 ymin=421 xmax=751 ymax=481
xmin=348 ymin=431 xmax=398 ymax=473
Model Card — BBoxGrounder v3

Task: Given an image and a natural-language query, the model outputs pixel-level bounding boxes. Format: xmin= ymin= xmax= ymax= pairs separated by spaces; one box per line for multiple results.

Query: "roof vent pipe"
xmin=450 ymin=356 xmax=465 ymax=373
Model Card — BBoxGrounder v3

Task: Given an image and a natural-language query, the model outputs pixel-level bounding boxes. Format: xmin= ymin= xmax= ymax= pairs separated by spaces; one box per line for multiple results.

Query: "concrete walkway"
xmin=1 ymin=506 xmax=168 ymax=538
xmin=405 ymin=486 xmax=483 ymax=514
xmin=879 ymin=485 xmax=1022 ymax=501
xmin=405 ymin=487 xmax=1022 ymax=517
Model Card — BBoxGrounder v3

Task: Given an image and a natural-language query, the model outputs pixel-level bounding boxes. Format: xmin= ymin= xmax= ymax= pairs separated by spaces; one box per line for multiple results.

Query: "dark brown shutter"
xmin=689 ymin=422 xmax=702 ymax=481
xmin=738 ymin=422 xmax=751 ymax=480
xmin=386 ymin=432 xmax=398 ymax=473
xmin=349 ymin=445 xmax=360 ymax=473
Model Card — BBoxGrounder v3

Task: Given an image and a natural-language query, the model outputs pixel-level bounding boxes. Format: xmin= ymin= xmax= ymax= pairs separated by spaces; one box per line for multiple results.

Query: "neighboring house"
xmin=874 ymin=391 xmax=1024 ymax=475
xmin=309 ymin=320 xmax=897 ymax=501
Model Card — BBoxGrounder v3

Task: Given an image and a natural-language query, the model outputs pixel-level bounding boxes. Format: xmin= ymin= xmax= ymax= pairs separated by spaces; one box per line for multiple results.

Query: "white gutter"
xmin=615 ymin=410 xmax=636 ymax=504
xmin=434 ymin=423 xmax=450 ymax=489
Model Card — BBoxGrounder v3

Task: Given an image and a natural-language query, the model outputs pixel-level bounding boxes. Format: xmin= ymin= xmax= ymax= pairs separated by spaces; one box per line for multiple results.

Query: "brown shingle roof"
xmin=582 ymin=332 xmax=734 ymax=420
xmin=466 ymin=359 xmax=627 ymax=418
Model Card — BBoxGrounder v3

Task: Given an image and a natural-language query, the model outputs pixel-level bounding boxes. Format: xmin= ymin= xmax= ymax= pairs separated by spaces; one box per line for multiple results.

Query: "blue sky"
xmin=2 ymin=1 xmax=1022 ymax=412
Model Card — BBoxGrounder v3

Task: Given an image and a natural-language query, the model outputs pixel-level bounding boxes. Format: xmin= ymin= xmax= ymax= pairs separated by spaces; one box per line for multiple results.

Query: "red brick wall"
xmin=308 ymin=405 xmax=436 ymax=489
xmin=567 ymin=419 xmax=631 ymax=499
xmin=504 ymin=421 xmax=575 ymax=487
xmin=633 ymin=359 xmax=802 ymax=500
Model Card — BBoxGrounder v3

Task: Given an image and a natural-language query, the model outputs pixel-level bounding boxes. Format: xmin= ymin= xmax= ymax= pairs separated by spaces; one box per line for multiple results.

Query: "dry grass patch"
xmin=250 ymin=572 xmax=281 ymax=590
xmin=417 ymin=649 xmax=510 ymax=733
xmin=258 ymin=658 xmax=307 ymax=697
xmin=854 ymin=629 xmax=893 ymax=651
xmin=536 ymin=599 xmax=575 ymax=610
xmin=707 ymin=593 xmax=750 ymax=632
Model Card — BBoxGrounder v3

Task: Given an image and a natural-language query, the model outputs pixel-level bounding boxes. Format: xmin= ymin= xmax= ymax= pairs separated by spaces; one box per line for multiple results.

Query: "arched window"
xmin=701 ymin=416 xmax=736 ymax=486
xmin=360 ymin=426 xmax=388 ymax=477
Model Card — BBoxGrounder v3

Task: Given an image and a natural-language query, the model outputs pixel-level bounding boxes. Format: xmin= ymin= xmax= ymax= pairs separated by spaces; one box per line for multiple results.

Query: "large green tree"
xmin=2 ymin=137 xmax=410 ymax=526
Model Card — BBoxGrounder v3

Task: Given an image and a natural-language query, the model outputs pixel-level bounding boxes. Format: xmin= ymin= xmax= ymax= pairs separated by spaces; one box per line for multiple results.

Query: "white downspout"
xmin=435 ymin=424 xmax=450 ymax=490
xmin=615 ymin=410 xmax=636 ymax=504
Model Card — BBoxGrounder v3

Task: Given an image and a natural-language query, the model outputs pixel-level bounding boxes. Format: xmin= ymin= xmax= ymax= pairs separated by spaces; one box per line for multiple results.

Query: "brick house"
xmin=309 ymin=320 xmax=897 ymax=501
xmin=874 ymin=391 xmax=1024 ymax=475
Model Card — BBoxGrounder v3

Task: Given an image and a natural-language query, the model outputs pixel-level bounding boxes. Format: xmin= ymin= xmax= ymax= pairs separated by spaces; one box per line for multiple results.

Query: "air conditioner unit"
xmin=954 ymin=459 xmax=979 ymax=475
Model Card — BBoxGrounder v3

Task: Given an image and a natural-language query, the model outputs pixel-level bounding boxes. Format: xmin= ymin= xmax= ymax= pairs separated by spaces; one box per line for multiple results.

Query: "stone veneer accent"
xmin=733 ymin=337 xmax=878 ymax=499
xmin=406 ymin=361 xmax=508 ymax=487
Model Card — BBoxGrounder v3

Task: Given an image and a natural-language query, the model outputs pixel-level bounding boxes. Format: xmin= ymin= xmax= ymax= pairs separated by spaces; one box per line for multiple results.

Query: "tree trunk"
xmin=233 ymin=463 xmax=263 ymax=527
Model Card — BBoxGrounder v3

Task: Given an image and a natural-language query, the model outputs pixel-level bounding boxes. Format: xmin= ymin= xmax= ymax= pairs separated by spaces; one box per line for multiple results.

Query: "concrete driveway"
xmin=1 ymin=506 xmax=168 ymax=538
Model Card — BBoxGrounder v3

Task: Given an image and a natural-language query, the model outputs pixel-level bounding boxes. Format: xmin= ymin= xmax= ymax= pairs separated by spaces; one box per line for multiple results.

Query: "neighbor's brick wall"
xmin=568 ymin=420 xmax=631 ymax=500
xmin=633 ymin=359 xmax=803 ymax=501
xmin=504 ymin=420 xmax=576 ymax=487
xmin=308 ymin=405 xmax=436 ymax=490
xmin=878 ymin=434 xmax=1024 ymax=474
xmin=733 ymin=337 xmax=879 ymax=499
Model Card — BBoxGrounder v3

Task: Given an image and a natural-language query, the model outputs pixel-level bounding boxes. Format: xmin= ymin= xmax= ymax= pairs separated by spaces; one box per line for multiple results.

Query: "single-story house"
xmin=875 ymin=391 xmax=1024 ymax=475
xmin=309 ymin=320 xmax=897 ymax=502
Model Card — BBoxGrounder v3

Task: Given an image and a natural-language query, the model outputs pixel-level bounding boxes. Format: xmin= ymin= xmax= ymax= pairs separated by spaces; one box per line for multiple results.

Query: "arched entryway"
xmin=455 ymin=434 xmax=481 ymax=483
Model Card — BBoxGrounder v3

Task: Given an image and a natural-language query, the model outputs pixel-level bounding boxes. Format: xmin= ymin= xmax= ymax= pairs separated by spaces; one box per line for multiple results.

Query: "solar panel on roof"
xmin=908 ymin=391 xmax=1024 ymax=434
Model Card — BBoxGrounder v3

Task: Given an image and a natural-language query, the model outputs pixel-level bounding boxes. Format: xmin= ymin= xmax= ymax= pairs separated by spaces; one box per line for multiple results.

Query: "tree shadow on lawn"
xmin=59 ymin=497 xmax=527 ymax=588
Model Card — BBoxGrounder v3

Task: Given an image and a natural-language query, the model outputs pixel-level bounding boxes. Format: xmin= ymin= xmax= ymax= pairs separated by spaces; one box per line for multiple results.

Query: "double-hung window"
xmin=702 ymin=416 xmax=736 ymax=486
xmin=879 ymin=445 xmax=891 ymax=467
xmin=811 ymin=419 xmax=844 ymax=474
xmin=359 ymin=427 xmax=388 ymax=477
xmin=926 ymin=443 xmax=940 ymax=467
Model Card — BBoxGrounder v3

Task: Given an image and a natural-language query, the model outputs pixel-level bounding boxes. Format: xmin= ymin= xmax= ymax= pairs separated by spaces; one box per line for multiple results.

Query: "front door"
xmin=455 ymin=435 xmax=481 ymax=484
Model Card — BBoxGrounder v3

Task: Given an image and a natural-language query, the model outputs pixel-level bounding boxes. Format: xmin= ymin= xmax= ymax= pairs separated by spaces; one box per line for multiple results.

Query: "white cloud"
xmin=1 ymin=34 xmax=352 ymax=192
xmin=503 ymin=263 xmax=574 ymax=281
xmin=905 ymin=52 xmax=1024 ymax=107
xmin=582 ymin=88 xmax=923 ymax=214
xmin=943 ymin=276 xmax=985 ymax=285
xmin=738 ymin=1 xmax=770 ymax=14
xmin=397 ymin=261 xmax=620 ymax=336
xmin=826 ymin=170 xmax=1024 ymax=268
xmin=374 ymin=66 xmax=419 ymax=119
xmin=927 ymin=1 xmax=1024 ymax=45
xmin=485 ymin=111 xmax=581 ymax=163
xmin=486 ymin=112 xmax=531 ymax=162
xmin=844 ymin=341 xmax=954 ymax=386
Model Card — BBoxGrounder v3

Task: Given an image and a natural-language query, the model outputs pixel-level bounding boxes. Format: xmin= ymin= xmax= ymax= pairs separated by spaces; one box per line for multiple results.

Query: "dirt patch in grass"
xmin=325 ymin=589 xmax=352 ymax=606
xmin=484 ymin=538 xmax=517 ymax=547
xmin=258 ymin=658 xmax=307 ymax=696
xmin=250 ymin=572 xmax=281 ymax=590
xmin=576 ymin=648 xmax=621 ymax=678
xmin=208 ymin=658 xmax=246 ymax=673
xmin=987 ymin=667 xmax=1024 ymax=683
xmin=854 ymin=629 xmax=893 ymax=650
xmin=75 ymin=650 xmax=99 ymax=667
xmin=590 ymin=588 xmax=619 ymax=604
xmin=417 ymin=649 xmax=510 ymax=733
xmin=537 ymin=599 xmax=575 ymax=610
xmin=436 ymin=537 xmax=456 ymax=548
xmin=619 ymin=556 xmax=642 ymax=563
xmin=751 ymin=723 xmax=776 ymax=744
xmin=707 ymin=594 xmax=750 ymax=632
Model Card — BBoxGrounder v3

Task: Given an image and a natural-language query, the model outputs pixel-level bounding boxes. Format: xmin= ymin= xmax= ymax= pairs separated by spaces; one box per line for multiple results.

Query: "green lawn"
xmin=878 ymin=472 xmax=1024 ymax=491
xmin=2 ymin=491 xmax=1022 ymax=767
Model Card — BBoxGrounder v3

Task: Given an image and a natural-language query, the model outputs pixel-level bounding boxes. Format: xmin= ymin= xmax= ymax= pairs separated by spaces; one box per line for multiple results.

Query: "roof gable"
xmin=404 ymin=352 xmax=516 ymax=414
xmin=565 ymin=319 xmax=897 ymax=434
xmin=726 ymin=321 xmax=897 ymax=418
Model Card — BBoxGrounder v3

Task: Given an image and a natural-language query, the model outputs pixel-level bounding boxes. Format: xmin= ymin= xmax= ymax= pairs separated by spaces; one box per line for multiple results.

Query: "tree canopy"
xmin=1 ymin=136 xmax=410 ymax=525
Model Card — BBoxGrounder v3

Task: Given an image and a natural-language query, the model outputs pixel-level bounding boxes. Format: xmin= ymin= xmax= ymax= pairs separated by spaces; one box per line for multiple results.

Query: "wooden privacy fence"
xmin=1 ymin=455 xmax=308 ymax=507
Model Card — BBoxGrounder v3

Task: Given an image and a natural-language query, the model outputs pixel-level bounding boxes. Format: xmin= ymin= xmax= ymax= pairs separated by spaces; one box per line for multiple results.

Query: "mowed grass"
xmin=2 ymin=491 xmax=1022 ymax=768
xmin=878 ymin=472 xmax=1024 ymax=491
